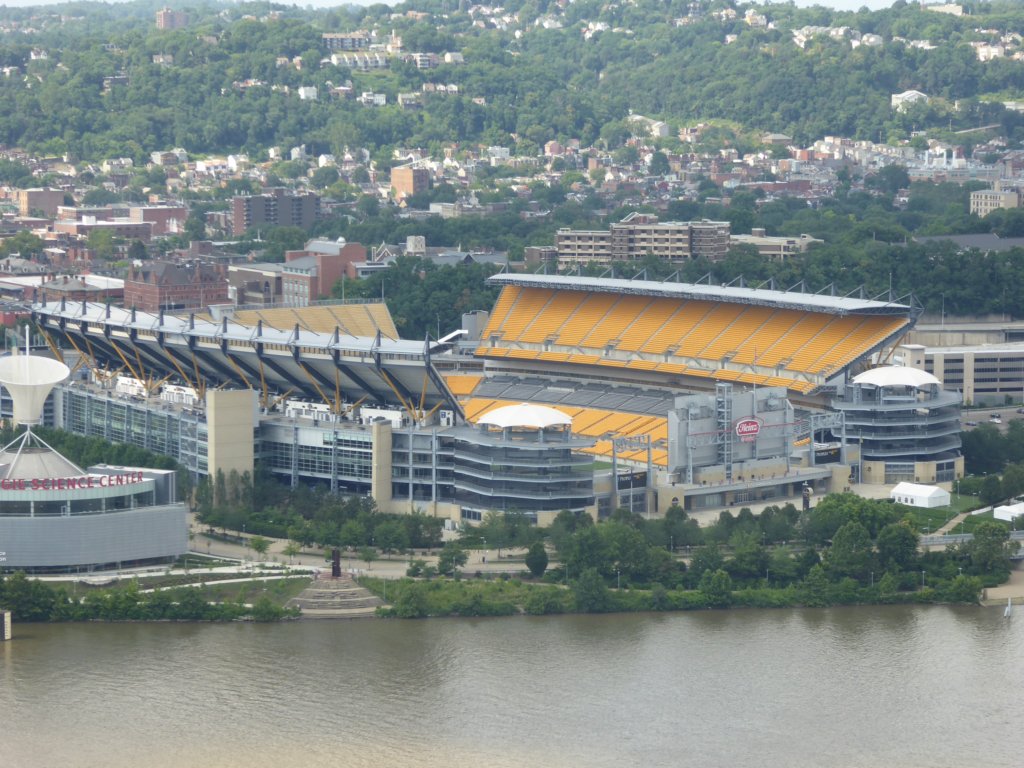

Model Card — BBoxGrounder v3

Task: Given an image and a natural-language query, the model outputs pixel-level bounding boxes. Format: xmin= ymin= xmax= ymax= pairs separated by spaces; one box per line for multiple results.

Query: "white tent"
xmin=890 ymin=482 xmax=950 ymax=508
xmin=993 ymin=501 xmax=1024 ymax=523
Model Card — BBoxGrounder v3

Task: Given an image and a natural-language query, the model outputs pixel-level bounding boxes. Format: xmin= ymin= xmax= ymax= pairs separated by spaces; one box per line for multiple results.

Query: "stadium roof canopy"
xmin=31 ymin=300 xmax=462 ymax=419
xmin=852 ymin=366 xmax=940 ymax=389
xmin=488 ymin=273 xmax=913 ymax=316
xmin=478 ymin=402 xmax=572 ymax=429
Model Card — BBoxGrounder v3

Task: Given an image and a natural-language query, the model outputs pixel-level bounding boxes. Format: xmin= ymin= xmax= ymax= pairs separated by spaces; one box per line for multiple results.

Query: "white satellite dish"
xmin=0 ymin=353 xmax=70 ymax=426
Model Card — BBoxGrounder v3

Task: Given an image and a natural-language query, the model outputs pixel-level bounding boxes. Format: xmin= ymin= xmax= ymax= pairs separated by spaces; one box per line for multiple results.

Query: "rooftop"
xmin=489 ymin=274 xmax=914 ymax=316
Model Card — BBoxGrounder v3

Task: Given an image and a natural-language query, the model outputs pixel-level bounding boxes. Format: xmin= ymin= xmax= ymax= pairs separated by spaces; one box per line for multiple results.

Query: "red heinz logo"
xmin=735 ymin=418 xmax=762 ymax=440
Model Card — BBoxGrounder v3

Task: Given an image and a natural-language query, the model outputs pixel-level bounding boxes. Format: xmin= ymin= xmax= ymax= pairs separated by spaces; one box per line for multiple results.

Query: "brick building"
xmin=129 ymin=205 xmax=189 ymax=236
xmin=281 ymin=239 xmax=367 ymax=306
xmin=53 ymin=218 xmax=154 ymax=243
xmin=17 ymin=188 xmax=65 ymax=218
xmin=390 ymin=166 xmax=430 ymax=200
xmin=37 ymin=275 xmax=124 ymax=304
xmin=124 ymin=261 xmax=229 ymax=312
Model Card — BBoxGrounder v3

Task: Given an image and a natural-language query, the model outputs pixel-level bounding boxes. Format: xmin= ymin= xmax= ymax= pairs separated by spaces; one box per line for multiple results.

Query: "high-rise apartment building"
xmin=155 ymin=8 xmax=189 ymax=30
xmin=554 ymin=212 xmax=731 ymax=266
xmin=231 ymin=188 xmax=320 ymax=237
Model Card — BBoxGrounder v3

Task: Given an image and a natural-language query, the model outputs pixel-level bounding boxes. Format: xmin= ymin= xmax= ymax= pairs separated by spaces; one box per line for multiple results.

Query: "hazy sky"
xmin=0 ymin=1 xmax=903 ymax=9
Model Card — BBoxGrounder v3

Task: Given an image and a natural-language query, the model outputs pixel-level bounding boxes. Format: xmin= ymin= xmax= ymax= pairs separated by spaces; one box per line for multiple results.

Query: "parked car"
xmin=965 ymin=421 xmax=978 ymax=427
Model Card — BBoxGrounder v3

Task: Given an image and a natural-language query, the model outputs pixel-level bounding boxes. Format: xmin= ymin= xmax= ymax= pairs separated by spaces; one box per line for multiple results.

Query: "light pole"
xmin=870 ymin=571 xmax=874 ymax=588
xmin=616 ymin=567 xmax=621 ymax=590
xmin=921 ymin=570 xmax=926 ymax=590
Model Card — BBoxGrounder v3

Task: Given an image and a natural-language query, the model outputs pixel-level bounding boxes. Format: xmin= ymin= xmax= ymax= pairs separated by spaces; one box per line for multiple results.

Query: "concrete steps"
xmin=286 ymin=574 xmax=385 ymax=619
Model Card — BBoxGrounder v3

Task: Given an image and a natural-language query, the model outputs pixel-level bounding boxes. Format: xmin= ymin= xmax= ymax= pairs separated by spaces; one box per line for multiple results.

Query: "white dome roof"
xmin=477 ymin=402 xmax=572 ymax=430
xmin=853 ymin=366 xmax=940 ymax=389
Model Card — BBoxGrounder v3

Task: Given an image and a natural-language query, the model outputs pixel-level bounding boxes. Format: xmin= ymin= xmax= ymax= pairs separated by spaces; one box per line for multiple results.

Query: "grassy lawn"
xmin=902 ymin=495 xmax=982 ymax=534
xmin=175 ymin=554 xmax=241 ymax=569
xmin=902 ymin=494 xmax=1016 ymax=535
xmin=195 ymin=577 xmax=312 ymax=606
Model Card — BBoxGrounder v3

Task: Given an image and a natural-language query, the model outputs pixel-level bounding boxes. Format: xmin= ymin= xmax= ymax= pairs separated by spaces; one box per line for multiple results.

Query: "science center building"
xmin=0 ymin=350 xmax=187 ymax=571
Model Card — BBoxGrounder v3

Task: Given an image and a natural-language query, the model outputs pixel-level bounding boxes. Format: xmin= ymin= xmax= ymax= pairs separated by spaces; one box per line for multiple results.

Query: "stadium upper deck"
xmin=474 ymin=274 xmax=916 ymax=396
xmin=32 ymin=298 xmax=462 ymax=420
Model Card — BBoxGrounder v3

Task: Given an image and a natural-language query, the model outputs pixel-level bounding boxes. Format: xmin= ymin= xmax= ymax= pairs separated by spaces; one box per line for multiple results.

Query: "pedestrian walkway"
xmin=935 ymin=509 xmax=990 ymax=535
xmin=286 ymin=573 xmax=384 ymax=619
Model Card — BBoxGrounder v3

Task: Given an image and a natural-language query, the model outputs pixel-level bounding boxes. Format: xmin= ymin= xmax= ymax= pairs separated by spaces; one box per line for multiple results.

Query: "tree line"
xmin=377 ymin=492 xmax=1018 ymax=618
xmin=195 ymin=466 xmax=445 ymax=552
xmin=0 ymin=571 xmax=296 ymax=623
xmin=3 ymin=1 xmax=1024 ymax=160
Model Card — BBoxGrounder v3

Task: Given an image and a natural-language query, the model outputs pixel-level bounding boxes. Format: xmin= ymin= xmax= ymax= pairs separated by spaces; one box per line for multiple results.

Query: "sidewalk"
xmin=189 ymin=513 xmax=530 ymax=580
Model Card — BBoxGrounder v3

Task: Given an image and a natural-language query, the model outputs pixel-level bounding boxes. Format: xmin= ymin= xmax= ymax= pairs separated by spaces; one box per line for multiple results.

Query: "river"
xmin=2 ymin=605 xmax=1022 ymax=767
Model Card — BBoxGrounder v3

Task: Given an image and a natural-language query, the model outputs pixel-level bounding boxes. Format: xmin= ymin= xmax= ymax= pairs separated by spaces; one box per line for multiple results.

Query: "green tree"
xmin=478 ymin=511 xmax=512 ymax=558
xmin=282 ymin=541 xmax=301 ymax=564
xmin=0 ymin=230 xmax=45 ymax=258
xmin=373 ymin=519 xmax=409 ymax=555
xmin=87 ymin=228 xmax=117 ymax=260
xmin=525 ymin=541 xmax=549 ymax=578
xmin=980 ymin=475 xmax=1004 ymax=506
xmin=967 ymin=520 xmax=1017 ymax=575
xmin=127 ymin=240 xmax=147 ymax=261
xmin=649 ymin=150 xmax=670 ymax=176
xmin=249 ymin=535 xmax=270 ymax=561
xmin=875 ymin=522 xmax=918 ymax=573
xmin=251 ymin=594 xmax=284 ymax=622
xmin=573 ymin=567 xmax=612 ymax=613
xmin=311 ymin=166 xmax=340 ymax=188
xmin=359 ymin=546 xmax=379 ymax=571
xmin=698 ymin=568 xmax=733 ymax=608
xmin=768 ymin=546 xmax=799 ymax=585
xmin=801 ymin=564 xmax=830 ymax=607
xmin=437 ymin=541 xmax=468 ymax=577
xmin=0 ymin=571 xmax=56 ymax=621
xmin=340 ymin=520 xmax=367 ymax=549
xmin=393 ymin=585 xmax=429 ymax=618
xmin=826 ymin=521 xmax=874 ymax=582
xmin=689 ymin=544 xmax=724 ymax=581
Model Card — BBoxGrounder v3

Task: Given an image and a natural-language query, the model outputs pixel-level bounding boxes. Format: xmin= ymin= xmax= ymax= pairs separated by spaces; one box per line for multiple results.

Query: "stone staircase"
xmin=287 ymin=574 xmax=386 ymax=619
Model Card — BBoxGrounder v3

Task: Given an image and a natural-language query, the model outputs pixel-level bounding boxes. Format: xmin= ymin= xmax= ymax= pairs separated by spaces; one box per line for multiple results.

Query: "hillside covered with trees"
xmin=2 ymin=1 xmax=1024 ymax=161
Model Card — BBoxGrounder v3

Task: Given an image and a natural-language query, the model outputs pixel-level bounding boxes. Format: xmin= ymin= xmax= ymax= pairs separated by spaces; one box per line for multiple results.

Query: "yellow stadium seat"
xmin=617 ymin=299 xmax=683 ymax=352
xmin=557 ymin=294 xmax=620 ymax=346
xmin=445 ymin=375 xmax=483 ymax=396
xmin=481 ymin=286 xmax=522 ymax=339
xmin=518 ymin=291 xmax=589 ymax=343
xmin=641 ymin=300 xmax=716 ymax=354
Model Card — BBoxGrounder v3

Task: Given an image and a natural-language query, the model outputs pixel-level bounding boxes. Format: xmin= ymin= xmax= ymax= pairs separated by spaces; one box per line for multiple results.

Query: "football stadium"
xmin=27 ymin=271 xmax=961 ymax=526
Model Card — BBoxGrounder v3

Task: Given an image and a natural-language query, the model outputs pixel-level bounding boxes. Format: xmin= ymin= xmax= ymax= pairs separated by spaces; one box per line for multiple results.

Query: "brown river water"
xmin=1 ymin=605 xmax=1022 ymax=768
